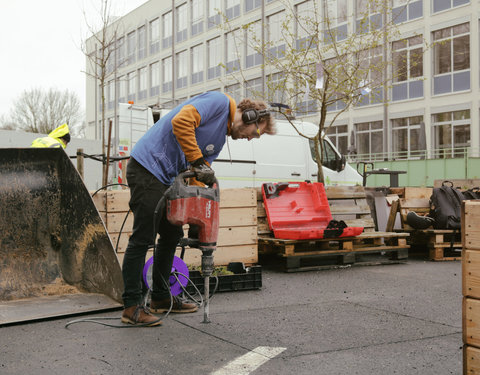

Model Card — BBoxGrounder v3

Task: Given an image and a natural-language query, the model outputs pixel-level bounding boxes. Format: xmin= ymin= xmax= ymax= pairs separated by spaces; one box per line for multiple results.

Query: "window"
xmin=191 ymin=44 xmax=204 ymax=84
xmin=208 ymin=0 xmax=221 ymax=28
xmin=127 ymin=31 xmax=136 ymax=65
xmin=176 ymin=50 xmax=188 ymax=89
xmin=163 ymin=11 xmax=172 ymax=49
xmin=433 ymin=0 xmax=469 ymax=13
xmin=176 ymin=3 xmax=187 ymax=43
xmin=433 ymin=23 xmax=470 ymax=95
xmin=138 ymin=67 xmax=147 ymax=100
xmin=356 ymin=47 xmax=384 ymax=106
xmin=392 ymin=35 xmax=423 ymax=101
xmin=245 ymin=77 xmax=262 ymax=98
xmin=150 ymin=18 xmax=160 ymax=54
xmin=163 ymin=56 xmax=172 ymax=93
xmin=391 ymin=116 xmax=423 ymax=158
xmin=245 ymin=0 xmax=261 ymax=12
xmin=191 ymin=0 xmax=204 ymax=36
xmin=325 ymin=124 xmax=348 ymax=155
xmin=118 ymin=75 xmax=126 ymax=102
xmin=324 ymin=0 xmax=348 ymax=43
xmin=392 ymin=0 xmax=423 ymax=24
xmin=225 ymin=0 xmax=240 ymax=19
xmin=207 ymin=37 xmax=221 ymax=79
xmin=309 ymin=139 xmax=342 ymax=171
xmin=138 ymin=26 xmax=146 ymax=60
xmin=128 ymin=71 xmax=136 ymax=101
xmin=106 ymin=45 xmax=114 ymax=74
xmin=225 ymin=83 xmax=241 ymax=103
xmin=150 ymin=62 xmax=159 ymax=97
xmin=225 ymin=29 xmax=241 ymax=72
xmin=117 ymin=37 xmax=125 ymax=68
xmin=268 ymin=11 xmax=286 ymax=59
xmin=246 ymin=20 xmax=262 ymax=68
xmin=355 ymin=121 xmax=383 ymax=156
xmin=355 ymin=0 xmax=382 ymax=34
xmin=296 ymin=0 xmax=315 ymax=50
xmin=432 ymin=110 xmax=470 ymax=158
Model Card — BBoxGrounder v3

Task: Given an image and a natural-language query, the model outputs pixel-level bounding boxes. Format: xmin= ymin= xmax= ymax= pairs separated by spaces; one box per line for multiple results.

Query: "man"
xmin=31 ymin=123 xmax=71 ymax=149
xmin=121 ymin=91 xmax=276 ymax=326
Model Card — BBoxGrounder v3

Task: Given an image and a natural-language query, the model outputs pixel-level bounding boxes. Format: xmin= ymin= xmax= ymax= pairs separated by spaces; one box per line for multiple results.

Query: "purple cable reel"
xmin=143 ymin=256 xmax=189 ymax=296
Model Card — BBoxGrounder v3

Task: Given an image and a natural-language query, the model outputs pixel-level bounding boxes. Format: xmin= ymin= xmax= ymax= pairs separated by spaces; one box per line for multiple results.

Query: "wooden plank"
xmin=463 ymin=250 xmax=480 ymax=299
xmin=403 ymin=187 xmax=432 ymax=199
xmin=399 ymin=198 xmax=430 ymax=209
xmin=175 ymin=244 xmax=258 ymax=267
xmin=325 ymin=185 xmax=366 ymax=199
xmin=464 ymin=345 xmax=480 ymax=375
xmin=464 ymin=298 xmax=480 ymax=347
xmin=219 ymin=207 xmax=257 ymax=227
xmin=220 ymin=188 xmax=256 ymax=208
xmin=218 ymin=226 xmax=257 ymax=247
xmin=329 ymin=203 xmax=371 ymax=215
xmin=110 ymin=233 xmax=131 ymax=253
xmin=102 ymin=212 xmax=133 ymax=233
xmin=386 ymin=199 xmax=400 ymax=232
xmin=463 ymin=201 xmax=480 ymax=250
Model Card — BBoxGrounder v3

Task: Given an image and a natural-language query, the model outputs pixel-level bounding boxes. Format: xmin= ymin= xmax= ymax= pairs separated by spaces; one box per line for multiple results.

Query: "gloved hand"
xmin=191 ymin=158 xmax=216 ymax=185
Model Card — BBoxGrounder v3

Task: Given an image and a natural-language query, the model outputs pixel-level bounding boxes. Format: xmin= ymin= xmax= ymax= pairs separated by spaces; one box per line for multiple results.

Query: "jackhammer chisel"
xmin=163 ymin=171 xmax=220 ymax=323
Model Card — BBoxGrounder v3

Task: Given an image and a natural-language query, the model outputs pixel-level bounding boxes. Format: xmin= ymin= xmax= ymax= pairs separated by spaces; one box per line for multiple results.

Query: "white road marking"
xmin=211 ymin=346 xmax=287 ymax=375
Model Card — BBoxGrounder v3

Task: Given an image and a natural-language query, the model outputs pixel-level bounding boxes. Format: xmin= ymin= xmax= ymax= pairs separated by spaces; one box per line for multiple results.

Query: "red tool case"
xmin=262 ymin=181 xmax=363 ymax=240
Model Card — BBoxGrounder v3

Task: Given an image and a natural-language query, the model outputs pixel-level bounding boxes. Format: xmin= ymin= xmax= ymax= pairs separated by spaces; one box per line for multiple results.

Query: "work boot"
xmin=150 ymin=296 xmax=198 ymax=313
xmin=121 ymin=305 xmax=162 ymax=326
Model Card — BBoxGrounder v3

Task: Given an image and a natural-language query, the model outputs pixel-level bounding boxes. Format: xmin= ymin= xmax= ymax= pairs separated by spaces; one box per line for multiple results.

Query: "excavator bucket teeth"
xmin=0 ymin=148 xmax=124 ymax=325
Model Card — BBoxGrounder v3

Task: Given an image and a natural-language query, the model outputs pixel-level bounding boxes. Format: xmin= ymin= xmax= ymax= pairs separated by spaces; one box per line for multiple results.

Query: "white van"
xmin=213 ymin=119 xmax=362 ymax=188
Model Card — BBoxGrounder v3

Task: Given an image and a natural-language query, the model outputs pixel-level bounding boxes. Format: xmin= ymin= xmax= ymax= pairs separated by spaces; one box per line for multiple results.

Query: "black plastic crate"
xmin=185 ymin=265 xmax=262 ymax=294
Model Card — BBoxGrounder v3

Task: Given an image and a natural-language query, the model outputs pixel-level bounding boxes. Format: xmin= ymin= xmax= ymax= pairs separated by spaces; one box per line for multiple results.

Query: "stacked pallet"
xmin=394 ymin=186 xmax=462 ymax=261
xmin=92 ymin=188 xmax=258 ymax=267
xmin=257 ymin=185 xmax=409 ymax=272
xmin=462 ymin=200 xmax=480 ymax=374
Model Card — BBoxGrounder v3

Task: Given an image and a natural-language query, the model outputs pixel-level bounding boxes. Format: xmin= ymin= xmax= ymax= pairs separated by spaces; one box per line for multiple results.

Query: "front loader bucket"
xmin=0 ymin=148 xmax=123 ymax=325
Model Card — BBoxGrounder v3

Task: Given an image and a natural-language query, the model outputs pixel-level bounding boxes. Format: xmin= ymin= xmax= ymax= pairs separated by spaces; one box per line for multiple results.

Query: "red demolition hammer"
xmin=163 ymin=171 xmax=219 ymax=323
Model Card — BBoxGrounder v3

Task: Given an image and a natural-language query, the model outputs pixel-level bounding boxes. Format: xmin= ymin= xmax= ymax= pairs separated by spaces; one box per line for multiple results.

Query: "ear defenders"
xmin=241 ymin=108 xmax=270 ymax=125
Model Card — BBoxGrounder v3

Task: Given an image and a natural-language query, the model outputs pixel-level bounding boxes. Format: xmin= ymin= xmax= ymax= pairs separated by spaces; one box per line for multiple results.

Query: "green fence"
xmin=351 ymin=149 xmax=480 ymax=187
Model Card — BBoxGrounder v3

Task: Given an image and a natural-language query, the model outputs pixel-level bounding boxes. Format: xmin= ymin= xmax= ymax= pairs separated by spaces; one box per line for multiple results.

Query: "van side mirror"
xmin=336 ymin=155 xmax=346 ymax=172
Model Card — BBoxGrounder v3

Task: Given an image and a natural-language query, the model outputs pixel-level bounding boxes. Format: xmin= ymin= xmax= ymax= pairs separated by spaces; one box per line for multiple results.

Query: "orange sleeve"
xmin=172 ymin=104 xmax=203 ymax=162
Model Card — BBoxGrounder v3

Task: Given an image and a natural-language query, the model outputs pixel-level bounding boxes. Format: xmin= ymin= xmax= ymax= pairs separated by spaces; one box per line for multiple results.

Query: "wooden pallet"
xmin=393 ymin=187 xmax=462 ymax=261
xmin=258 ymin=232 xmax=409 ymax=272
xmin=408 ymin=229 xmax=462 ymax=261
xmin=257 ymin=185 xmax=409 ymax=272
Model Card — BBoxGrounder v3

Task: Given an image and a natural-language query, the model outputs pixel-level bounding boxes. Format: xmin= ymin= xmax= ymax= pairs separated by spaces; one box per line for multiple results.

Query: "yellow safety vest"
xmin=31 ymin=136 xmax=65 ymax=148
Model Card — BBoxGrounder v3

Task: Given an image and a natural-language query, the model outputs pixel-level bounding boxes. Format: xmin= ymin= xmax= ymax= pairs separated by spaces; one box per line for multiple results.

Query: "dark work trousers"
xmin=121 ymin=157 xmax=183 ymax=308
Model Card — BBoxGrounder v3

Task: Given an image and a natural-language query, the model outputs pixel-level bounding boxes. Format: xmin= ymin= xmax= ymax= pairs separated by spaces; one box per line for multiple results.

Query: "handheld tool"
xmin=164 ymin=171 xmax=219 ymax=323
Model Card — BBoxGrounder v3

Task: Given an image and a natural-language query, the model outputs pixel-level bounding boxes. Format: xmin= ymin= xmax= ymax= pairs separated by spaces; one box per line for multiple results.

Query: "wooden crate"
xmin=257 ymin=185 xmax=409 ymax=272
xmin=463 ymin=201 xmax=480 ymax=251
xmin=92 ymin=188 xmax=259 ymax=267
xmin=463 ymin=200 xmax=480 ymax=374
xmin=464 ymin=345 xmax=480 ymax=375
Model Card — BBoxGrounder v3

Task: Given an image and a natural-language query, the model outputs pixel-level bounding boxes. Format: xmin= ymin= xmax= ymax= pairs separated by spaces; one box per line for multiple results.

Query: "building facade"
xmin=85 ymin=0 xmax=479 ymax=162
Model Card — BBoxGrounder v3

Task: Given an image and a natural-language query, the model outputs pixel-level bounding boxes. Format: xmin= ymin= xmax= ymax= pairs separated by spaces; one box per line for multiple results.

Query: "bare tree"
xmin=2 ymin=88 xmax=83 ymax=135
xmin=81 ymin=0 xmax=124 ymax=186
xmin=222 ymin=0 xmax=424 ymax=183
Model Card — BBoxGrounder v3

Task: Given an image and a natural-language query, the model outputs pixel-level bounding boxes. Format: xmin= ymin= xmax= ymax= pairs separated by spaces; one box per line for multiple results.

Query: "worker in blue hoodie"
xmin=121 ymin=91 xmax=276 ymax=326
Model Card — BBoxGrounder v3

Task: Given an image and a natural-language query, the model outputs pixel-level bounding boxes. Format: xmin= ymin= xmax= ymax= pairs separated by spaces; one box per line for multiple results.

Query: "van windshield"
xmin=309 ymin=139 xmax=339 ymax=170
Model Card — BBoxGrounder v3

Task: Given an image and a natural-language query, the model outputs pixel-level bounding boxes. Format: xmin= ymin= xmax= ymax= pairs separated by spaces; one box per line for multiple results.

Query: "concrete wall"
xmin=0 ymin=130 xmax=103 ymax=191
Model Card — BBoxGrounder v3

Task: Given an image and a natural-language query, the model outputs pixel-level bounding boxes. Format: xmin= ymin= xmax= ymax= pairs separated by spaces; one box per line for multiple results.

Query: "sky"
xmin=0 ymin=0 xmax=148 ymax=118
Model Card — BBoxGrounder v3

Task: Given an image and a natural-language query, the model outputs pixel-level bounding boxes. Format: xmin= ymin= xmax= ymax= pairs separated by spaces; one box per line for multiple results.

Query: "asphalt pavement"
xmin=0 ymin=257 xmax=462 ymax=375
